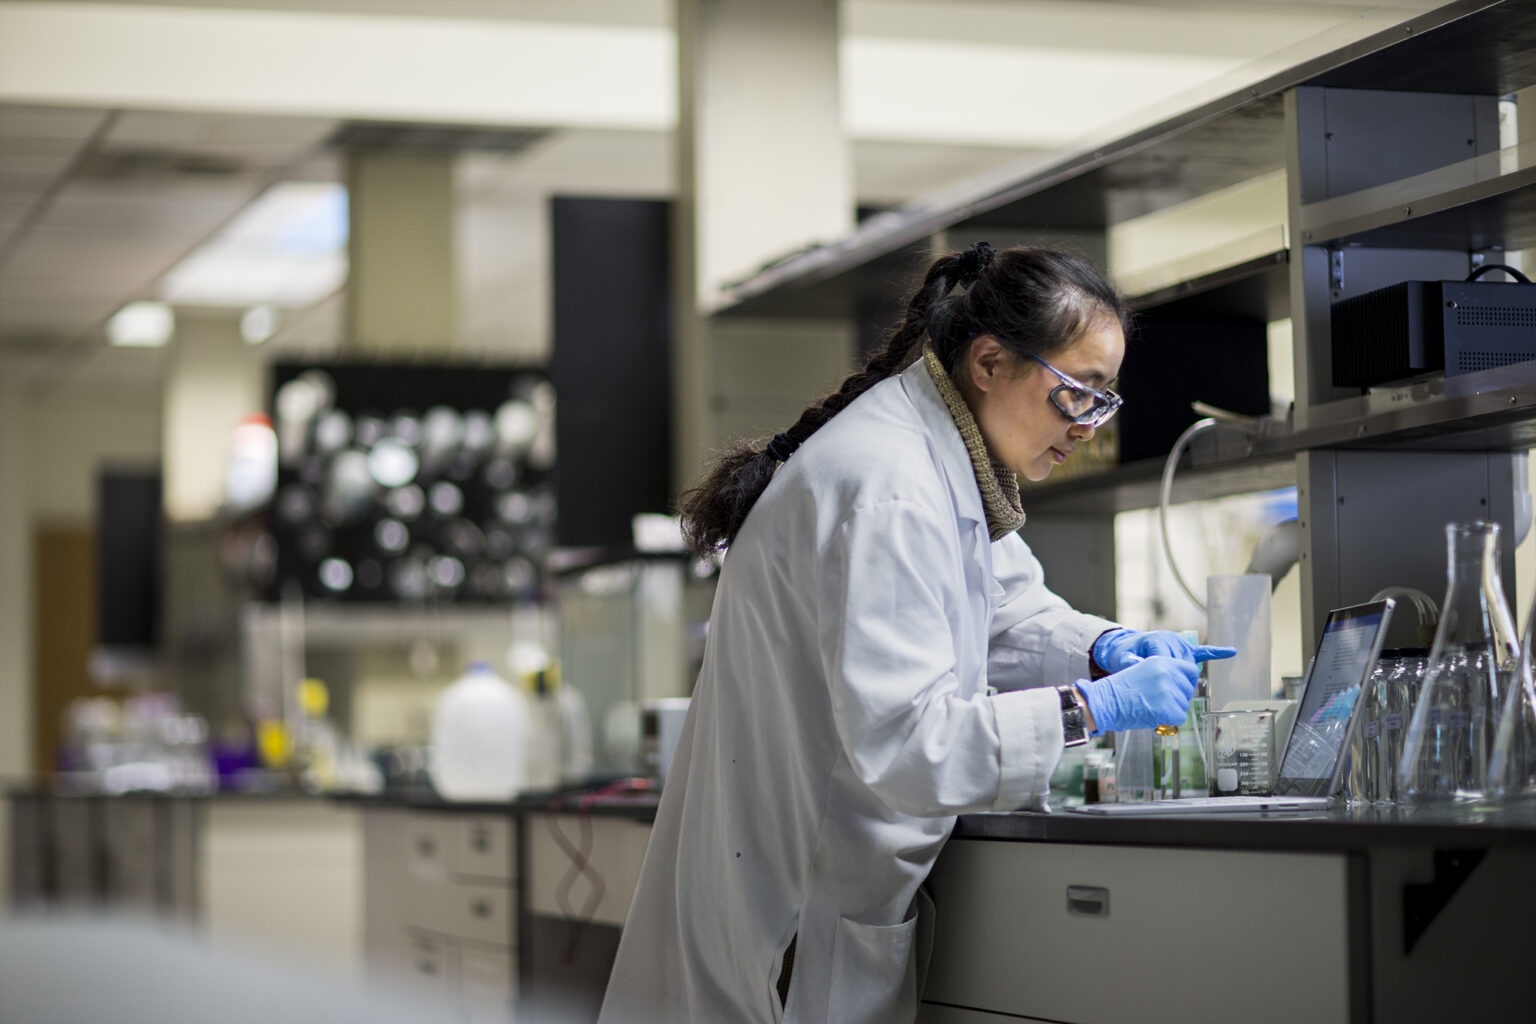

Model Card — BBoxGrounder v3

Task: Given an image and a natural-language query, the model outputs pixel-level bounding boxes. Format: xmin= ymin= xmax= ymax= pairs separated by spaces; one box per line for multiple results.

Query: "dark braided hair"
xmin=678 ymin=244 xmax=1129 ymax=557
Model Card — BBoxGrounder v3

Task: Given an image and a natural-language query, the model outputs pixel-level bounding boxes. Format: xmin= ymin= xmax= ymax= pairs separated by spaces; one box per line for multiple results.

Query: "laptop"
xmin=1067 ymin=598 xmax=1394 ymax=815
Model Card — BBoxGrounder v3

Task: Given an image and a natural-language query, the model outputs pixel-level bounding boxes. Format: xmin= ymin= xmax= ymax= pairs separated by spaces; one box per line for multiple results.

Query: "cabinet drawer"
xmin=453 ymin=816 xmax=514 ymax=880
xmin=440 ymin=882 xmax=515 ymax=947
xmin=404 ymin=813 xmax=454 ymax=882
xmin=401 ymin=929 xmax=460 ymax=1005
xmin=461 ymin=946 xmax=518 ymax=1021
xmin=923 ymin=840 xmax=1350 ymax=1024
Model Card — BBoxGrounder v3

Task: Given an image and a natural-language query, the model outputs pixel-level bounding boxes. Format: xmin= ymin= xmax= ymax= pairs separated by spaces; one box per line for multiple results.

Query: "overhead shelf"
xmin=1298 ymin=139 xmax=1536 ymax=252
xmin=708 ymin=0 xmax=1524 ymax=321
xmin=1019 ymin=451 xmax=1296 ymax=516
xmin=1310 ymin=0 xmax=1536 ymax=97
xmin=1289 ymin=359 xmax=1536 ymax=452
xmin=1121 ymin=228 xmax=1290 ymax=321
xmin=1020 ymin=354 xmax=1536 ymax=514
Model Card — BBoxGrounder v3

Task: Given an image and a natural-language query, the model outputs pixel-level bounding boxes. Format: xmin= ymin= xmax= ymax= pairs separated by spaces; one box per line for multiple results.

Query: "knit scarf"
xmin=923 ymin=345 xmax=1026 ymax=541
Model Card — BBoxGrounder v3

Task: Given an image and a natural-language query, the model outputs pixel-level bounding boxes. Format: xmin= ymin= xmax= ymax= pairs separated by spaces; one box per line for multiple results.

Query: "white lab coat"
xmin=598 ymin=358 xmax=1119 ymax=1024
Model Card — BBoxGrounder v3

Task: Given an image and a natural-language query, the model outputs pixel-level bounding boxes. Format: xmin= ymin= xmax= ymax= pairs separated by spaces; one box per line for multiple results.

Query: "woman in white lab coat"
xmin=598 ymin=244 xmax=1230 ymax=1024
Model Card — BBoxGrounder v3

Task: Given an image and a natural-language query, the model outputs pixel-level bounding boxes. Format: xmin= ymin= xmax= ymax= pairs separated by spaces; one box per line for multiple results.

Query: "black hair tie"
xmin=766 ymin=432 xmax=799 ymax=462
xmin=956 ymin=241 xmax=996 ymax=288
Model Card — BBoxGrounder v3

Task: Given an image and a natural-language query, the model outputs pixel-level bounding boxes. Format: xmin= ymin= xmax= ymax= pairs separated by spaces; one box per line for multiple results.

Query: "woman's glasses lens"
xmin=1050 ymin=385 xmax=1110 ymax=423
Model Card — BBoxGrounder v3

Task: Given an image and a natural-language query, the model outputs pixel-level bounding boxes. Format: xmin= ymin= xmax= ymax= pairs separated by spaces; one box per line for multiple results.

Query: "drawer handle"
xmin=472 ymin=827 xmax=490 ymax=853
xmin=472 ymin=899 xmax=492 ymax=919
xmin=417 ymin=837 xmax=435 ymax=857
xmin=1066 ymin=885 xmax=1109 ymax=918
xmin=417 ymin=960 xmax=438 ymax=976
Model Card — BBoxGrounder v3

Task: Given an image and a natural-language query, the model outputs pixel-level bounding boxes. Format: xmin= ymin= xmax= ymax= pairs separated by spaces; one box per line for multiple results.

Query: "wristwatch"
xmin=1056 ymin=685 xmax=1090 ymax=747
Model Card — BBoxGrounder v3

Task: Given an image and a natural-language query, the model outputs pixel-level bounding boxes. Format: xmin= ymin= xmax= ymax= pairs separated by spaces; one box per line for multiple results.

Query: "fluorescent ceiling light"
xmin=107 ymin=301 xmax=174 ymax=347
xmin=240 ymin=304 xmax=282 ymax=345
xmin=160 ymin=182 xmax=348 ymax=308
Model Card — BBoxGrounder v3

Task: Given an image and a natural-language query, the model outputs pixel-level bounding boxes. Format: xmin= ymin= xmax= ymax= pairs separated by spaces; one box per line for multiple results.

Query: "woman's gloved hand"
xmin=1093 ymin=628 xmax=1237 ymax=674
xmin=1075 ymin=655 xmax=1200 ymax=734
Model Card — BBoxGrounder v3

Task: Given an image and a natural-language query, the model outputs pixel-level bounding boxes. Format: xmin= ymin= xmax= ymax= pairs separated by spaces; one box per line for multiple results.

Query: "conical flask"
xmin=1490 ymin=581 xmax=1536 ymax=801
xmin=1397 ymin=522 xmax=1516 ymax=804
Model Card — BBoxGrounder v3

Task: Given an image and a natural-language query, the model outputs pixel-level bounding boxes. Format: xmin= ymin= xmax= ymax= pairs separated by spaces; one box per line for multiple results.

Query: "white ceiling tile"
xmin=0 ymin=170 xmax=60 ymax=194
xmin=40 ymin=184 xmax=257 ymax=234
xmin=0 ymin=349 xmax=53 ymax=391
xmin=0 ymin=151 xmax=76 ymax=176
xmin=0 ymin=105 xmax=109 ymax=142
xmin=0 ymin=275 xmax=137 ymax=303
xmin=0 ymin=197 xmax=35 ymax=226
xmin=6 ymin=228 xmax=195 ymax=284
xmin=0 ymin=137 xmax=89 ymax=167
xmin=0 ymin=297 xmax=116 ymax=338
xmin=106 ymin=111 xmax=340 ymax=167
xmin=6 ymin=340 xmax=169 ymax=402
xmin=54 ymin=175 xmax=266 ymax=209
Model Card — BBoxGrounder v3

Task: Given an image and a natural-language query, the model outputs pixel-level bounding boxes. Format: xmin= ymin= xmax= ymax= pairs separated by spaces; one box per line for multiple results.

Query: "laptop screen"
xmin=1275 ymin=603 xmax=1389 ymax=793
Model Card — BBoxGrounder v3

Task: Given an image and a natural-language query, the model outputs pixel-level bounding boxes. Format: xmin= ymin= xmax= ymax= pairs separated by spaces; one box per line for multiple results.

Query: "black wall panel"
xmin=97 ymin=470 xmax=162 ymax=649
xmin=551 ymin=197 xmax=672 ymax=547
xmin=1117 ymin=318 xmax=1271 ymax=463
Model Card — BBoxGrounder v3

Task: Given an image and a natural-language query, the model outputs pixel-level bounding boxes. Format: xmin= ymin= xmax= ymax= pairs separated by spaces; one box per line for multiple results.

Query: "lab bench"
xmin=6 ymin=786 xmax=657 ymax=1023
xmin=338 ymin=790 xmax=657 ymax=1023
xmin=921 ymin=805 xmax=1536 ymax=1024
xmin=5 ymin=788 xmax=364 ymax=976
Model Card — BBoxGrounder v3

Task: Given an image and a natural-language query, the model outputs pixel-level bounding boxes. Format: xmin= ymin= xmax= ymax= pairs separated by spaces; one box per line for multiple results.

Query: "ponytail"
xmin=677 ymin=243 xmax=1123 ymax=557
xmin=678 ymin=252 xmax=971 ymax=556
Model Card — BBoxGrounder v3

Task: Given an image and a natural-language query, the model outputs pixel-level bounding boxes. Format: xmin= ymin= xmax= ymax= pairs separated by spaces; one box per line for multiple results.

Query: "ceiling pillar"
xmin=672 ymin=0 xmax=852 ymax=492
xmin=161 ymin=311 xmax=265 ymax=523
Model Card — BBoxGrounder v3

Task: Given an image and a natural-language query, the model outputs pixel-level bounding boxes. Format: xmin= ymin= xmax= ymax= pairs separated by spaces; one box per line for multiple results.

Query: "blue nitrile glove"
xmin=1075 ymin=655 xmax=1201 ymax=735
xmin=1093 ymin=628 xmax=1237 ymax=674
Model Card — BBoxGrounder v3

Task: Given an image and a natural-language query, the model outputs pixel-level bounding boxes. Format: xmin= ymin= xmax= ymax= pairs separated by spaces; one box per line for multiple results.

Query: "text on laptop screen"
xmin=1277 ymin=609 xmax=1383 ymax=781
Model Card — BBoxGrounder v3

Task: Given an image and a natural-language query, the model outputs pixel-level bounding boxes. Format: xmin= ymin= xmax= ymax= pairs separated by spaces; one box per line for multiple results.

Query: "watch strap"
xmin=1057 ymin=685 xmax=1089 ymax=747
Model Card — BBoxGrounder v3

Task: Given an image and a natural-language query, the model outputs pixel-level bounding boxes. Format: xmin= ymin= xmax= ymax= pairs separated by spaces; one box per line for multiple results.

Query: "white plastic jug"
xmin=430 ymin=662 xmax=529 ymax=800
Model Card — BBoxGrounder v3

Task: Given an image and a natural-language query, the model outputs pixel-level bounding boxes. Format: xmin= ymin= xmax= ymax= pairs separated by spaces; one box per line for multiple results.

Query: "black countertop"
xmin=7 ymin=782 xmax=664 ymax=823
xmin=21 ymin=781 xmax=1536 ymax=849
xmin=331 ymin=785 xmax=663 ymax=822
xmin=954 ymin=801 xmax=1536 ymax=852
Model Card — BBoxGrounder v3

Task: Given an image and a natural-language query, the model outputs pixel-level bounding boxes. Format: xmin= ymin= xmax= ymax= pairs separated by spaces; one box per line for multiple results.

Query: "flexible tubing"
xmin=1159 ymin=418 xmax=1218 ymax=614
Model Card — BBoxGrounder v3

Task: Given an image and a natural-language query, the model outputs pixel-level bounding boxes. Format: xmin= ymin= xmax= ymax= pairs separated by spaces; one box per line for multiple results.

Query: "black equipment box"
xmin=1331 ymin=277 xmax=1536 ymax=388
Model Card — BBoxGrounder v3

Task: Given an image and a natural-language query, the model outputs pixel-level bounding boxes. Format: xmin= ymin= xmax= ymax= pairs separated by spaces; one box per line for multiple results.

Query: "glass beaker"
xmin=1398 ymin=523 xmax=1516 ymax=804
xmin=1116 ymin=729 xmax=1155 ymax=802
xmin=1202 ymin=709 xmax=1276 ymax=796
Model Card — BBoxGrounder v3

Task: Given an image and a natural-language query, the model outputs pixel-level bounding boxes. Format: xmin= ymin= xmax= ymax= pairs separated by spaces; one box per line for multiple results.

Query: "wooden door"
xmin=32 ymin=526 xmax=108 ymax=777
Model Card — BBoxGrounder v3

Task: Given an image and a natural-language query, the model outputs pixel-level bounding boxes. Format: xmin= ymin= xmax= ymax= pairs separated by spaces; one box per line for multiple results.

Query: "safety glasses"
xmin=1029 ymin=354 xmax=1123 ymax=428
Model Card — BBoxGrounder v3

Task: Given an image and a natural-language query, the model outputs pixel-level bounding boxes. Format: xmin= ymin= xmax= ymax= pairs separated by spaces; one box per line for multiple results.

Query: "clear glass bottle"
xmin=1347 ymin=654 xmax=1393 ymax=803
xmin=1398 ymin=523 xmax=1517 ymax=804
xmin=1178 ymin=695 xmax=1208 ymax=795
xmin=1375 ymin=648 xmax=1427 ymax=804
